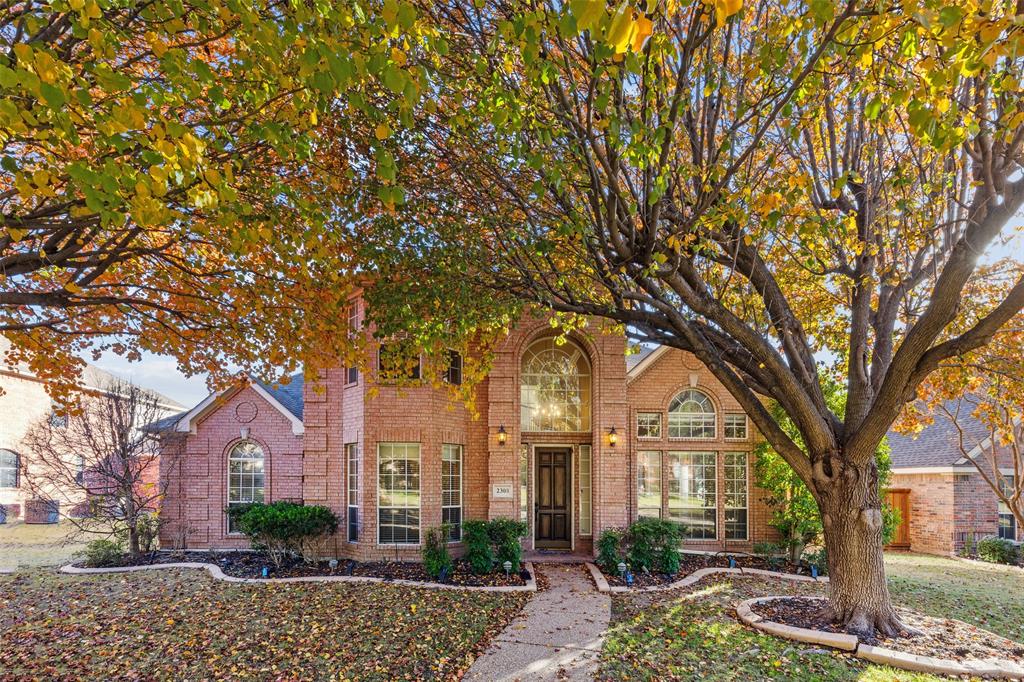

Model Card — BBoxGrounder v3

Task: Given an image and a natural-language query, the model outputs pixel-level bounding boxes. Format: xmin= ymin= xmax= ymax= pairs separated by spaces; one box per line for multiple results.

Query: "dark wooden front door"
xmin=535 ymin=448 xmax=571 ymax=548
xmin=885 ymin=489 xmax=911 ymax=548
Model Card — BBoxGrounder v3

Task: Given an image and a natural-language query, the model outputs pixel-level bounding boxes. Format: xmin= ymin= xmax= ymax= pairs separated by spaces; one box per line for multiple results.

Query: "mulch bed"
xmin=751 ymin=596 xmax=1024 ymax=663
xmin=74 ymin=550 xmax=530 ymax=587
xmin=603 ymin=552 xmax=810 ymax=588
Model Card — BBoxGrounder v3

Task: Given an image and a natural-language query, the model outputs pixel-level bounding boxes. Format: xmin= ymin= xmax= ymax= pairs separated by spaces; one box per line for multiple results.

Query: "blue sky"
xmin=79 ymin=221 xmax=1023 ymax=409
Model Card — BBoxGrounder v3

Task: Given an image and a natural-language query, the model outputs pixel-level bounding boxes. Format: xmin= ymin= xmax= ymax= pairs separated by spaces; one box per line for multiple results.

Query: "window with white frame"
xmin=579 ymin=445 xmax=592 ymax=536
xmin=347 ymin=443 xmax=359 ymax=542
xmin=378 ymin=443 xmax=420 ymax=544
xmin=999 ymin=475 xmax=1017 ymax=540
xmin=0 ymin=449 xmax=19 ymax=488
xmin=637 ymin=412 xmax=662 ymax=439
xmin=669 ymin=451 xmax=716 ymax=539
xmin=519 ymin=445 xmax=529 ymax=524
xmin=442 ymin=444 xmax=463 ymax=541
xmin=668 ymin=389 xmax=716 ymax=439
xmin=724 ymin=453 xmax=748 ymax=540
xmin=520 ymin=337 xmax=591 ymax=432
xmin=724 ymin=413 xmax=748 ymax=440
xmin=637 ymin=451 xmax=662 ymax=518
xmin=227 ymin=441 xmax=265 ymax=533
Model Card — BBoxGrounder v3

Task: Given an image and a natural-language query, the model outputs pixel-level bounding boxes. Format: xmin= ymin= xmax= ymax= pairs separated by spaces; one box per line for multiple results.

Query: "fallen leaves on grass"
xmin=0 ymin=568 xmax=528 ymax=681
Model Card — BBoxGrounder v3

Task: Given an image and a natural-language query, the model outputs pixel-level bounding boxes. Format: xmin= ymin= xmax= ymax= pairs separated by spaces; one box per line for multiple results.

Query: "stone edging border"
xmin=736 ymin=596 xmax=1024 ymax=679
xmin=59 ymin=561 xmax=538 ymax=593
xmin=585 ymin=562 xmax=828 ymax=593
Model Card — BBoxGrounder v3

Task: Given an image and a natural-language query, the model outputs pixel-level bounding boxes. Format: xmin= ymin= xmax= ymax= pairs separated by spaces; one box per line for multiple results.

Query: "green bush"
xmin=79 ymin=538 xmax=124 ymax=567
xmin=488 ymin=517 xmax=528 ymax=569
xmin=463 ymin=519 xmax=494 ymax=574
xmin=801 ymin=547 xmax=828 ymax=575
xmin=597 ymin=528 xmax=625 ymax=573
xmin=977 ymin=537 xmax=1020 ymax=565
xmin=228 ymin=501 xmax=338 ymax=568
xmin=423 ymin=525 xmax=454 ymax=579
xmin=959 ymin=532 xmax=978 ymax=558
xmin=114 ymin=512 xmax=161 ymax=553
xmin=753 ymin=541 xmax=785 ymax=568
xmin=626 ymin=517 xmax=682 ymax=574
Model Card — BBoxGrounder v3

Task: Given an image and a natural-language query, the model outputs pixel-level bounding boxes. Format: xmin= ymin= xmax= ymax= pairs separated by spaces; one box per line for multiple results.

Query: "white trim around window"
xmin=723 ymin=452 xmax=749 ymax=540
xmin=636 ymin=412 xmax=662 ymax=439
xmin=723 ymin=413 xmax=748 ymax=440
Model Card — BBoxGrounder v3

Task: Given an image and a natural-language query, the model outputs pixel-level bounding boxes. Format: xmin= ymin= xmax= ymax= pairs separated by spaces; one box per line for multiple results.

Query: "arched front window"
xmin=0 ymin=449 xmax=19 ymax=488
xmin=227 ymin=441 xmax=265 ymax=532
xmin=520 ymin=337 xmax=591 ymax=432
xmin=668 ymin=389 xmax=716 ymax=439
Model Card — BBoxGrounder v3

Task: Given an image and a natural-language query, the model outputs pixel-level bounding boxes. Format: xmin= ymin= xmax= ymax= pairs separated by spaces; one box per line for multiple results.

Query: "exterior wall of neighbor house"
xmin=158 ymin=385 xmax=304 ymax=549
xmin=952 ymin=471 xmax=1001 ymax=550
xmin=626 ymin=347 xmax=778 ymax=552
xmin=0 ymin=369 xmax=53 ymax=520
xmin=889 ymin=472 xmax=956 ymax=555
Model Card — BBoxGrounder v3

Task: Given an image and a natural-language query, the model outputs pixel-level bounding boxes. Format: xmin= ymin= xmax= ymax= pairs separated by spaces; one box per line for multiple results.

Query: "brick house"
xmin=155 ymin=307 xmax=782 ymax=559
xmin=0 ymin=335 xmax=183 ymax=523
xmin=886 ymin=406 xmax=1022 ymax=555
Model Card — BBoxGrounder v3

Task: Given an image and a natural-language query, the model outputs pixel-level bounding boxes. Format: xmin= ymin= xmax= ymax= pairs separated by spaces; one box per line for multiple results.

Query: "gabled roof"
xmin=626 ymin=344 xmax=669 ymax=381
xmin=887 ymin=399 xmax=991 ymax=469
xmin=148 ymin=372 xmax=305 ymax=436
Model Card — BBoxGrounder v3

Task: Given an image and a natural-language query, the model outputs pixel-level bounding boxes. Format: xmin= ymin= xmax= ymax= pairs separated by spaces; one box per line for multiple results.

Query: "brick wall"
xmin=890 ymin=472 xmax=956 ymax=555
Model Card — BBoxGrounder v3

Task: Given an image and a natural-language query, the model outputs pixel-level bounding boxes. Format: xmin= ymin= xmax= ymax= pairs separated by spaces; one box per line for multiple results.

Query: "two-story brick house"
xmin=155 ymin=306 xmax=781 ymax=559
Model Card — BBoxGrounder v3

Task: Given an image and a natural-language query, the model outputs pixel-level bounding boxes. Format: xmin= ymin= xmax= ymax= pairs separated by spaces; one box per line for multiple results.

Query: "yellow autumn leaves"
xmin=569 ymin=0 xmax=743 ymax=53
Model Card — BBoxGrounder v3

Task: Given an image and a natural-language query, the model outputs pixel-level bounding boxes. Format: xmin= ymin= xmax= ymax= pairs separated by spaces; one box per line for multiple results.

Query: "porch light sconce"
xmin=497 ymin=425 xmax=507 ymax=445
xmin=240 ymin=426 xmax=250 ymax=440
xmin=608 ymin=426 xmax=618 ymax=447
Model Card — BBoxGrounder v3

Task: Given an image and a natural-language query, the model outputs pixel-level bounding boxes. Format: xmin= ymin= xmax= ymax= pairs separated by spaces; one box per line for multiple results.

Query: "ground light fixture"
xmin=497 ymin=425 xmax=507 ymax=445
xmin=503 ymin=560 xmax=512 ymax=576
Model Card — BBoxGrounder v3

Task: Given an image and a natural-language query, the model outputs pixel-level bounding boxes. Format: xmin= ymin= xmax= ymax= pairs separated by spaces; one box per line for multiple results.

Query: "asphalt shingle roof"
xmin=625 ymin=344 xmax=657 ymax=372
xmin=887 ymin=399 xmax=991 ymax=468
xmin=255 ymin=372 xmax=304 ymax=420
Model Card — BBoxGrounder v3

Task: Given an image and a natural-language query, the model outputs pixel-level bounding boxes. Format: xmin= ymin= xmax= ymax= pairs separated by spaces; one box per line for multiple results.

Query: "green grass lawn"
xmin=598 ymin=552 xmax=1024 ymax=681
xmin=884 ymin=552 xmax=1024 ymax=642
xmin=0 ymin=521 xmax=89 ymax=569
xmin=0 ymin=569 xmax=528 ymax=680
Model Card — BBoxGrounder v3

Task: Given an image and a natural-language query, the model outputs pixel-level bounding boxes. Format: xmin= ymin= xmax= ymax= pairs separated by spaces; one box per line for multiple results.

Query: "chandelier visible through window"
xmin=520 ymin=337 xmax=591 ymax=432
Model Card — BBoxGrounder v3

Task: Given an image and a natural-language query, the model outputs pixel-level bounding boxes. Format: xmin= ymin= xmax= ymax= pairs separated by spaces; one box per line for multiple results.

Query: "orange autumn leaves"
xmin=568 ymin=0 xmax=743 ymax=55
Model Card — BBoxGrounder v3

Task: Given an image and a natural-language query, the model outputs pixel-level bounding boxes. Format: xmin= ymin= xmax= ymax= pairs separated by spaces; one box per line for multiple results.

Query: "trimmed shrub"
xmin=977 ymin=536 xmax=1020 ymax=565
xmin=423 ymin=525 xmax=454 ymax=579
xmin=79 ymin=538 xmax=123 ymax=567
xmin=488 ymin=517 xmax=528 ymax=569
xmin=463 ymin=519 xmax=494 ymax=574
xmin=597 ymin=528 xmax=625 ymax=573
xmin=801 ymin=547 xmax=828 ymax=575
xmin=229 ymin=501 xmax=338 ymax=568
xmin=626 ymin=517 xmax=682 ymax=574
xmin=753 ymin=541 xmax=785 ymax=568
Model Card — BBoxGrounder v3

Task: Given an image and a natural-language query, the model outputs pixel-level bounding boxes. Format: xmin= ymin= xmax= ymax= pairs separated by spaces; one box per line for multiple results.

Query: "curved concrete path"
xmin=465 ymin=563 xmax=610 ymax=681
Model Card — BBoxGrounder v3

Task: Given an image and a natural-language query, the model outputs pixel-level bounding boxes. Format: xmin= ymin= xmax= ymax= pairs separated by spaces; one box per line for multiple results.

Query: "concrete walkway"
xmin=465 ymin=563 xmax=611 ymax=681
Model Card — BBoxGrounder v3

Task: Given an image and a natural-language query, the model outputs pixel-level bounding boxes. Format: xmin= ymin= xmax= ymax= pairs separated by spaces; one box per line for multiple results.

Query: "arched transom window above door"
xmin=667 ymin=389 xmax=716 ymax=439
xmin=520 ymin=337 xmax=591 ymax=432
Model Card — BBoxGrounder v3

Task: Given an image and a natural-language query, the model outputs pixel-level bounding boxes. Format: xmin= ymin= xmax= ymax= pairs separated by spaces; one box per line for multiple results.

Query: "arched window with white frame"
xmin=520 ymin=337 xmax=592 ymax=432
xmin=667 ymin=389 xmax=717 ymax=439
xmin=227 ymin=441 xmax=265 ymax=533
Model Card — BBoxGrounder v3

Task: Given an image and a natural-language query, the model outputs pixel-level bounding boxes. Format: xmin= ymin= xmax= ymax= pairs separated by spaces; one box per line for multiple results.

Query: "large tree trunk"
xmin=815 ymin=454 xmax=907 ymax=638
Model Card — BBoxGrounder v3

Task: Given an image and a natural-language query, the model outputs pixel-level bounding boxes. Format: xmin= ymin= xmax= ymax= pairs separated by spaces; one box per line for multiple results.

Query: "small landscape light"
xmin=328 ymin=559 xmax=338 ymax=570
xmin=503 ymin=560 xmax=513 ymax=576
xmin=728 ymin=555 xmax=736 ymax=569
xmin=608 ymin=426 xmax=618 ymax=447
xmin=811 ymin=564 xmax=819 ymax=579
xmin=261 ymin=566 xmax=269 ymax=578
xmin=617 ymin=561 xmax=627 ymax=576
xmin=497 ymin=425 xmax=507 ymax=445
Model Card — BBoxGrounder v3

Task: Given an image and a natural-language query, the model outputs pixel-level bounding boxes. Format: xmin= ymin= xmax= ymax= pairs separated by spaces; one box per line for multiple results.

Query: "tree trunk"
xmin=815 ymin=454 xmax=909 ymax=638
xmin=128 ymin=523 xmax=141 ymax=558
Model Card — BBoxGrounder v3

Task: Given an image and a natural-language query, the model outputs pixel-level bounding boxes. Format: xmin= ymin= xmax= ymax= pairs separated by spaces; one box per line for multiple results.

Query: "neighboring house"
xmin=886 ymin=405 xmax=1022 ymax=556
xmin=0 ymin=335 xmax=184 ymax=523
xmin=155 ymin=305 xmax=780 ymax=559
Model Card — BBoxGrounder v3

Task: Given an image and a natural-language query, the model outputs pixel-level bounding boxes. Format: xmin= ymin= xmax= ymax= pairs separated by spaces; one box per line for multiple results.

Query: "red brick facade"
xmin=156 ymin=311 xmax=779 ymax=558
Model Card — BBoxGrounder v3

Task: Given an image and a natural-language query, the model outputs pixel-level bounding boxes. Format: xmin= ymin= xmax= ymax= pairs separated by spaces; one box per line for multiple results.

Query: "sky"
xmin=78 ymin=220 xmax=1023 ymax=410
